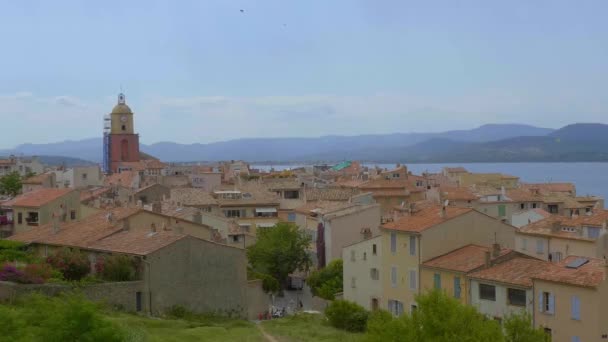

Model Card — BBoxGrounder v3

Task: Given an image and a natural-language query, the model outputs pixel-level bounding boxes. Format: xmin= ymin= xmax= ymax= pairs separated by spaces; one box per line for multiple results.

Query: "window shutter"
xmin=548 ymin=294 xmax=555 ymax=314
xmin=454 ymin=277 xmax=461 ymax=298
xmin=572 ymin=336 xmax=581 ymax=342
xmin=391 ymin=267 xmax=397 ymax=287
xmin=571 ymin=296 xmax=580 ymax=320
xmin=409 ymin=270 xmax=417 ymax=290
xmin=538 ymin=291 xmax=544 ymax=312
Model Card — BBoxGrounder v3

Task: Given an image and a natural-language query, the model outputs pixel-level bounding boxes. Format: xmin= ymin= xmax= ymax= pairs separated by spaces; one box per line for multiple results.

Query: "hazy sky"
xmin=1 ymin=1 xmax=607 ymax=148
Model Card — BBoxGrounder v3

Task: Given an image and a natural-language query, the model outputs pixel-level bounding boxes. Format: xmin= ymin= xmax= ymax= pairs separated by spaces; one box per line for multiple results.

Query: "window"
xmin=372 ymin=244 xmax=377 ymax=255
xmin=532 ymin=203 xmax=538 ymax=209
xmin=548 ymin=204 xmax=559 ymax=214
xmin=571 ymin=296 xmax=580 ymax=320
xmin=571 ymin=336 xmax=580 ymax=342
xmin=391 ymin=266 xmax=397 ymax=287
xmin=550 ymin=252 xmax=562 ymax=262
xmin=507 ymin=288 xmax=526 ymax=307
xmin=409 ymin=235 xmax=416 ymax=256
xmin=390 ymin=232 xmax=397 ymax=253
xmin=287 ymin=213 xmax=296 ymax=222
xmin=26 ymin=212 xmax=39 ymax=225
xmin=370 ymin=268 xmax=379 ymax=280
xmin=388 ymin=300 xmax=404 ymax=316
xmin=587 ymin=226 xmax=600 ymax=239
xmin=350 ymin=250 xmax=356 ymax=262
xmin=479 ymin=284 xmax=496 ymax=301
xmin=522 ymin=238 xmax=527 ymax=251
xmin=539 ymin=291 xmax=555 ymax=314
xmin=121 ymin=125 xmax=126 ymax=131
xmin=409 ymin=270 xmax=417 ymax=290
xmin=70 ymin=210 xmax=76 ymax=220
xmin=410 ymin=304 xmax=417 ymax=313
xmin=284 ymin=190 xmax=299 ymax=199
xmin=536 ymin=239 xmax=544 ymax=254
xmin=454 ymin=277 xmax=461 ymax=299
xmin=82 ymin=173 xmax=87 ymax=180
xmin=224 ymin=209 xmax=241 ymax=218
xmin=520 ymin=203 xmax=525 ymax=210
xmin=17 ymin=213 xmax=22 ymax=224
xmin=231 ymin=235 xmax=241 ymax=243
xmin=363 ymin=252 xmax=367 ymax=260
xmin=351 ymin=277 xmax=356 ymax=288
xmin=433 ymin=273 xmax=441 ymax=289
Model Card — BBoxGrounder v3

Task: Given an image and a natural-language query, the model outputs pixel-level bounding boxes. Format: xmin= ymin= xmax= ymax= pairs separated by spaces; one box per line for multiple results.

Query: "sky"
xmin=1 ymin=0 xmax=608 ymax=148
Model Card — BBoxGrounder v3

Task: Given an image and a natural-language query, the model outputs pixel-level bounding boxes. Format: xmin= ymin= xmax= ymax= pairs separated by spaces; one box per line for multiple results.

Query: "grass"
xmin=261 ymin=313 xmax=364 ymax=342
xmin=107 ymin=313 xmax=265 ymax=342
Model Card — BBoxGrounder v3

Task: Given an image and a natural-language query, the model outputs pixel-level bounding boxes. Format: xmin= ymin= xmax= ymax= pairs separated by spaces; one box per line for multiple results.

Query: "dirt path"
xmin=256 ymin=322 xmax=279 ymax=342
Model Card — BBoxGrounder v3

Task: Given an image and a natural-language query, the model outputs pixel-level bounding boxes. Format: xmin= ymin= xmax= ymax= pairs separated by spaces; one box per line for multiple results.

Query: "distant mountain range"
xmin=3 ymin=123 xmax=608 ymax=164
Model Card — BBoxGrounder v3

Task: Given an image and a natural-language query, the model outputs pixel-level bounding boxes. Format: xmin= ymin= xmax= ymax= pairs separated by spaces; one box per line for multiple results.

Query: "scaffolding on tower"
xmin=102 ymin=114 xmax=111 ymax=174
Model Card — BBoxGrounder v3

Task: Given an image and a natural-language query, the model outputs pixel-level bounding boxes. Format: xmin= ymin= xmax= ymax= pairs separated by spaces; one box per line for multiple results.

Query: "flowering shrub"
xmin=0 ymin=264 xmax=27 ymax=283
xmin=99 ymin=255 xmax=135 ymax=281
xmin=46 ymin=248 xmax=90 ymax=281
xmin=23 ymin=263 xmax=53 ymax=284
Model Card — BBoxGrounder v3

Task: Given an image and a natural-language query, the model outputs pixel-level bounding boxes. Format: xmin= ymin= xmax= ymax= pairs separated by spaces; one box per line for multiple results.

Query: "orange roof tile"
xmin=521 ymin=183 xmax=575 ymax=194
xmin=80 ymin=187 xmax=112 ymax=202
xmin=8 ymin=207 xmax=139 ymax=247
xmin=382 ymin=206 xmax=472 ymax=233
xmin=533 ymin=256 xmax=606 ymax=288
xmin=422 ymin=244 xmax=512 ymax=273
xmin=440 ymin=186 xmax=477 ymax=201
xmin=90 ymin=229 xmax=187 ymax=256
xmin=359 ymin=179 xmax=417 ymax=190
xmin=469 ymin=257 xmax=548 ymax=287
xmin=506 ymin=188 xmax=543 ymax=202
xmin=519 ymin=212 xmax=608 ymax=241
xmin=9 ymin=188 xmax=73 ymax=208
xmin=104 ymin=170 xmax=138 ymax=188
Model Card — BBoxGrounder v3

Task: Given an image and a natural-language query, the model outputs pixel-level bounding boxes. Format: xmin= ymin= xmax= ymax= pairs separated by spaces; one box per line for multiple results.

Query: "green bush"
xmin=325 ymin=300 xmax=369 ymax=332
xmin=307 ymin=259 xmax=343 ymax=300
xmin=99 ymin=255 xmax=136 ymax=282
xmin=46 ymin=248 xmax=91 ymax=281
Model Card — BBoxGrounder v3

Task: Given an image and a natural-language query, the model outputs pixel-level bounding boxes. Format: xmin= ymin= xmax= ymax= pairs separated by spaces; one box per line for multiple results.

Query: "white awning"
xmin=255 ymin=208 xmax=277 ymax=213
xmin=257 ymin=222 xmax=276 ymax=228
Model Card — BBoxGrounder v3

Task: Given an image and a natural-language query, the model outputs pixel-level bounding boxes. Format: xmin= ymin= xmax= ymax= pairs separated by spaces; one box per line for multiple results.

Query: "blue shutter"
xmin=572 ymin=336 xmax=581 ymax=342
xmin=409 ymin=235 xmax=416 ymax=255
xmin=538 ymin=291 xmax=544 ymax=312
xmin=454 ymin=277 xmax=461 ymax=299
xmin=571 ymin=296 xmax=580 ymax=320
xmin=434 ymin=273 xmax=441 ymax=289
xmin=548 ymin=294 xmax=555 ymax=314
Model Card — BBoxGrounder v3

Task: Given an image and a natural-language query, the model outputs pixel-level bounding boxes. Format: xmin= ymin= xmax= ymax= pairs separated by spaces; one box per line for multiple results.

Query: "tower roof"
xmin=111 ymin=93 xmax=132 ymax=114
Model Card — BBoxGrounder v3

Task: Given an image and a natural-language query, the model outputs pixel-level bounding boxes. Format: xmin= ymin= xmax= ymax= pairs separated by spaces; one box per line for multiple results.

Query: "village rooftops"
xmin=382 ymin=205 xmax=472 ymax=233
xmin=468 ymin=256 xmax=548 ymax=287
xmin=7 ymin=188 xmax=74 ymax=208
xmin=521 ymin=182 xmax=576 ymax=194
xmin=422 ymin=244 xmax=513 ymax=273
xmin=439 ymin=186 xmax=478 ymax=201
xmin=359 ymin=179 xmax=424 ymax=192
xmin=22 ymin=173 xmax=52 ymax=185
xmin=104 ymin=170 xmax=138 ymax=188
xmin=294 ymin=200 xmax=360 ymax=216
xmin=518 ymin=213 xmax=608 ymax=241
xmin=80 ymin=187 xmax=112 ymax=202
xmin=532 ymin=256 xmax=606 ymax=288
xmin=170 ymin=188 xmax=217 ymax=207
xmin=89 ymin=229 xmax=187 ymax=256
xmin=305 ymin=187 xmax=360 ymax=201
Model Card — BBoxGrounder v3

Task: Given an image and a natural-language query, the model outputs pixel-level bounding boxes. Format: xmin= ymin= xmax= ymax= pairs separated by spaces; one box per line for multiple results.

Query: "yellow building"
xmin=420 ymin=244 xmax=515 ymax=305
xmin=532 ymin=256 xmax=608 ymax=342
xmin=457 ymin=172 xmax=519 ymax=189
xmin=377 ymin=206 xmax=516 ymax=315
xmin=9 ymin=188 xmax=81 ymax=234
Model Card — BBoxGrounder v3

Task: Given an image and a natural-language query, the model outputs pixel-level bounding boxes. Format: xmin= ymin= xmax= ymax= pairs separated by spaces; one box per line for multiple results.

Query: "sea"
xmin=251 ymin=162 xmax=608 ymax=202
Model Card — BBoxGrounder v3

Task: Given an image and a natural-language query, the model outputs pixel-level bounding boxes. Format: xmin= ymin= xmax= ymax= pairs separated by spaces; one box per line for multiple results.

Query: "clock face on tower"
xmin=121 ymin=115 xmax=127 ymax=123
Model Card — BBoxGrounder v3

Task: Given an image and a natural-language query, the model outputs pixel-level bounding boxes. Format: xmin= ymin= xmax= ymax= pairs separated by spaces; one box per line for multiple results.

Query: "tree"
xmin=307 ymin=259 xmax=343 ymax=300
xmin=365 ymin=290 xmax=504 ymax=342
xmin=247 ymin=223 xmax=312 ymax=287
xmin=0 ymin=172 xmax=21 ymax=196
xmin=504 ymin=312 xmax=548 ymax=342
xmin=325 ymin=300 xmax=369 ymax=332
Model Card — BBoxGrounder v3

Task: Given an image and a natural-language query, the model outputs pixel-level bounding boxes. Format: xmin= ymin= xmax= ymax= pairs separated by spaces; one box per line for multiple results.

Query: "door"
xmin=136 ymin=291 xmax=142 ymax=312
xmin=371 ymin=298 xmax=379 ymax=311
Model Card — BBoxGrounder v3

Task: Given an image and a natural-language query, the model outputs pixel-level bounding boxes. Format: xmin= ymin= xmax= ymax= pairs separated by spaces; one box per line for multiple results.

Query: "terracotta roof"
xmin=518 ymin=214 xmax=608 ymax=241
xmin=371 ymin=189 xmax=414 ymax=197
xmin=0 ymin=159 xmax=16 ymax=166
xmin=444 ymin=167 xmax=467 ymax=173
xmin=80 ymin=187 xmax=112 ymax=202
xmin=8 ymin=207 xmax=139 ymax=247
xmin=170 ymin=188 xmax=217 ymax=206
xmin=521 ymin=183 xmax=575 ymax=194
xmin=334 ymin=179 xmax=367 ymax=188
xmin=90 ymin=229 xmax=187 ymax=256
xmin=22 ymin=173 xmax=51 ymax=185
xmin=8 ymin=188 xmax=73 ymax=208
xmin=532 ymin=256 xmax=606 ymax=288
xmin=261 ymin=178 xmax=302 ymax=190
xmin=134 ymin=183 xmax=168 ymax=194
xmin=294 ymin=201 xmax=357 ymax=215
xmin=469 ymin=257 xmax=548 ymax=287
xmin=422 ymin=244 xmax=512 ymax=273
xmin=161 ymin=202 xmax=200 ymax=221
xmin=104 ymin=170 xmax=138 ymax=188
xmin=305 ymin=187 xmax=360 ymax=201
xmin=359 ymin=179 xmax=417 ymax=190
xmin=440 ymin=186 xmax=477 ymax=201
xmin=506 ymin=189 xmax=542 ymax=202
xmin=382 ymin=206 xmax=472 ymax=233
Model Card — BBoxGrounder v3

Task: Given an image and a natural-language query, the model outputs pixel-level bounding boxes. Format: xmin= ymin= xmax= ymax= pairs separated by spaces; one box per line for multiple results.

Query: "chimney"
xmin=492 ymin=243 xmax=501 ymax=258
xmin=484 ymin=250 xmax=491 ymax=267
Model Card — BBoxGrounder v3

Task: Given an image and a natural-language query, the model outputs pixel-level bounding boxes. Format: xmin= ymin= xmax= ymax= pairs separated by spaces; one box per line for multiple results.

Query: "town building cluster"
xmin=0 ymin=94 xmax=607 ymax=340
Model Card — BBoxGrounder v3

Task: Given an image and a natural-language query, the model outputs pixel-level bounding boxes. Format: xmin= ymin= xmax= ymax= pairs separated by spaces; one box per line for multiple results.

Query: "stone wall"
xmin=247 ymin=280 xmax=270 ymax=319
xmin=0 ymin=280 xmax=143 ymax=311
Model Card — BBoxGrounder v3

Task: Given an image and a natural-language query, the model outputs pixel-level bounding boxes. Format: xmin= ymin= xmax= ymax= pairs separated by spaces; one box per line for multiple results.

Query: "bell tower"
xmin=105 ymin=93 xmax=140 ymax=173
